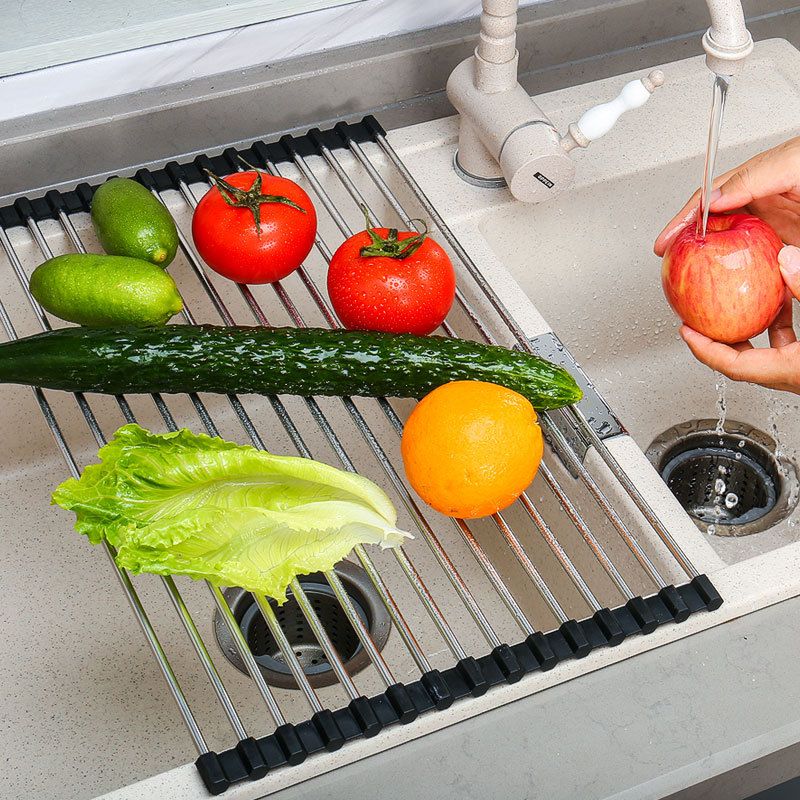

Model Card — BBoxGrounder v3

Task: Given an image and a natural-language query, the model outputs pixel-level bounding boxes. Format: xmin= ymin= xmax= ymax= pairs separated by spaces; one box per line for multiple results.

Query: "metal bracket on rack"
xmin=527 ymin=332 xmax=625 ymax=466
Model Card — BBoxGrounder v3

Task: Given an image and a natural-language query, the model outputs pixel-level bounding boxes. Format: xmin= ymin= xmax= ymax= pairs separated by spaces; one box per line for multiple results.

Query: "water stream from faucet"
xmin=697 ymin=73 xmax=731 ymax=239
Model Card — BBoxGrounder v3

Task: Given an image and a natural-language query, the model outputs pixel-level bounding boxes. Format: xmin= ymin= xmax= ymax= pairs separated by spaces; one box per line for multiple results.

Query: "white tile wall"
xmin=1 ymin=0 xmax=543 ymax=123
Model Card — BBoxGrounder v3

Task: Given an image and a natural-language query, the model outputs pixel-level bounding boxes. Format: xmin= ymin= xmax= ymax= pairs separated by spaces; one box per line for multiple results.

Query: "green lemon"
xmin=91 ymin=178 xmax=179 ymax=266
xmin=29 ymin=254 xmax=183 ymax=327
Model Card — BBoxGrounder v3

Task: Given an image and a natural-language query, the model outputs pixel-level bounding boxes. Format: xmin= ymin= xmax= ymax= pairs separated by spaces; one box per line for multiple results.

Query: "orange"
xmin=401 ymin=380 xmax=543 ymax=519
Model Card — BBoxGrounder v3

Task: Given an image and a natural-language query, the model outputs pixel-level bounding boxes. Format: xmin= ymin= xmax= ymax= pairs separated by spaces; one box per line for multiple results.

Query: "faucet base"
xmin=453 ymin=151 xmax=508 ymax=189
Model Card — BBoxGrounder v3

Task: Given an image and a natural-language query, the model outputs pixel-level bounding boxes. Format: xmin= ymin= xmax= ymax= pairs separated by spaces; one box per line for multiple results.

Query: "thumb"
xmin=778 ymin=245 xmax=800 ymax=300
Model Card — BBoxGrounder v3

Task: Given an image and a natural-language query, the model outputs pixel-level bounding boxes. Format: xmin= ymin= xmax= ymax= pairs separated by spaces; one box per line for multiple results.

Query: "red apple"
xmin=662 ymin=213 xmax=785 ymax=344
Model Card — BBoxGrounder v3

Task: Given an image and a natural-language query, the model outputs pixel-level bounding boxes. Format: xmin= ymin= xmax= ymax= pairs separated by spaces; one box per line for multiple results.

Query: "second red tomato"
xmin=327 ymin=224 xmax=456 ymax=335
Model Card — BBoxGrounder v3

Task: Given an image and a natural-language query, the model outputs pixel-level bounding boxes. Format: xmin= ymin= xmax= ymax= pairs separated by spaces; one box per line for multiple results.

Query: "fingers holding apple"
xmin=662 ymin=213 xmax=785 ymax=344
xmin=680 ymin=325 xmax=800 ymax=393
xmin=767 ymin=288 xmax=797 ymax=349
xmin=654 ymin=137 xmax=800 ymax=256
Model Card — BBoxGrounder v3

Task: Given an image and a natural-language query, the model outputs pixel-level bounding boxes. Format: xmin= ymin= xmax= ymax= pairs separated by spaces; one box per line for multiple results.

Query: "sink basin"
xmin=5 ymin=37 xmax=800 ymax=800
xmin=474 ymin=40 xmax=800 ymax=566
xmin=394 ymin=32 xmax=800 ymax=680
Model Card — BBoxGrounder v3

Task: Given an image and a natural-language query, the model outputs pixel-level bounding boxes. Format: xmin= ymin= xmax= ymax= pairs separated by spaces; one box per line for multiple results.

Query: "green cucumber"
xmin=0 ymin=325 xmax=581 ymax=409
xmin=29 ymin=254 xmax=184 ymax=327
xmin=91 ymin=178 xmax=179 ymax=266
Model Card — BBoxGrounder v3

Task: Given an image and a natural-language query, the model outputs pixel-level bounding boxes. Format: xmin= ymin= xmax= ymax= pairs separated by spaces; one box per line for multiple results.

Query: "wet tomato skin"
xmin=192 ymin=171 xmax=317 ymax=284
xmin=327 ymin=228 xmax=456 ymax=335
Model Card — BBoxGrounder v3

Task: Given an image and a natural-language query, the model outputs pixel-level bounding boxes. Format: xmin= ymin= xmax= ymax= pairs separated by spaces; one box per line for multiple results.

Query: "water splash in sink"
xmin=766 ymin=396 xmax=792 ymax=476
xmin=715 ymin=373 xmax=728 ymax=437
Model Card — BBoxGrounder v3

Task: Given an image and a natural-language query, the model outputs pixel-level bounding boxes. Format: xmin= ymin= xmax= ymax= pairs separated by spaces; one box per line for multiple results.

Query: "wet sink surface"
xmin=473 ymin=41 xmax=800 ymax=566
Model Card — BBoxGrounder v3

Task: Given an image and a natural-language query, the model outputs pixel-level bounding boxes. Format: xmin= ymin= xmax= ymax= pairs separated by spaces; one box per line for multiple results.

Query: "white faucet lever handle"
xmin=561 ymin=70 xmax=665 ymax=152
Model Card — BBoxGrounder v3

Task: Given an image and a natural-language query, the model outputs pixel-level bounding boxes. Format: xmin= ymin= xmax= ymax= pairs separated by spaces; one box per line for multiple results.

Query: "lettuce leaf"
xmin=52 ymin=424 xmax=410 ymax=601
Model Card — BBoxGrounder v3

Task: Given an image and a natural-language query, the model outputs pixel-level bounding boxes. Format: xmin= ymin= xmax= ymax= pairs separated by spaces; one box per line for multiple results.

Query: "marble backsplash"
xmin=1 ymin=0 xmax=542 ymax=122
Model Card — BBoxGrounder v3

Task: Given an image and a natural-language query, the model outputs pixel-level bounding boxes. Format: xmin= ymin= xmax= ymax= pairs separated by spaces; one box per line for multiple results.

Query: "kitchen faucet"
xmin=446 ymin=0 xmax=754 ymax=202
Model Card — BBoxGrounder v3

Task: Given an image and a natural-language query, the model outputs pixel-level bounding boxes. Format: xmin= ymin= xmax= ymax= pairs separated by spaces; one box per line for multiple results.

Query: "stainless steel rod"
xmin=331 ymin=138 xmax=667 ymax=597
xmin=565 ymin=405 xmax=699 ymax=579
xmin=371 ymin=129 xmax=700 ymax=581
xmin=516 ymin=493 xmax=602 ymax=612
xmin=539 ymin=462 xmax=635 ymax=599
xmin=542 ymin=413 xmax=668 ymax=589
xmin=298 ymin=147 xmax=598 ymax=619
xmin=326 ymin=569 xmax=396 ymax=686
xmin=209 ymin=583 xmax=287 ymax=725
xmin=31 ymin=213 xmax=287 ymax=727
xmin=0 ymin=228 xmax=209 ymax=755
xmin=173 ymin=175 xmax=445 ymax=669
xmin=451 ymin=519 xmax=535 ymax=635
xmin=290 ymin=577 xmax=360 ymax=700
xmin=252 ymin=595 xmax=325 ymax=712
xmin=163 ymin=576 xmax=249 ymax=739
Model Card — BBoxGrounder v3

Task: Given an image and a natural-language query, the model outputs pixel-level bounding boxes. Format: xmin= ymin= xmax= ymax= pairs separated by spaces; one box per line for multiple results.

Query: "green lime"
xmin=29 ymin=254 xmax=183 ymax=327
xmin=91 ymin=177 xmax=179 ymax=266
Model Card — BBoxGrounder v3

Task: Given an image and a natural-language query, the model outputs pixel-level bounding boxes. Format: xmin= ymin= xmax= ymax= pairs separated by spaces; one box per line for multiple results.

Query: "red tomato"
xmin=192 ymin=171 xmax=317 ymax=284
xmin=327 ymin=225 xmax=456 ymax=335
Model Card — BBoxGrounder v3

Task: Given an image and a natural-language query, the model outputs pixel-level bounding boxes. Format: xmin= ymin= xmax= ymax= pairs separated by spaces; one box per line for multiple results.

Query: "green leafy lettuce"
xmin=52 ymin=424 xmax=410 ymax=601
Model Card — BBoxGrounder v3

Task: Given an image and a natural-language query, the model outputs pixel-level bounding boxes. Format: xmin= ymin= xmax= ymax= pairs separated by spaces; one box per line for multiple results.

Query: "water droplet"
xmin=714 ymin=478 xmax=726 ymax=495
xmin=714 ymin=373 xmax=727 ymax=435
xmin=708 ymin=524 xmax=716 ymax=535
xmin=724 ymin=492 xmax=738 ymax=509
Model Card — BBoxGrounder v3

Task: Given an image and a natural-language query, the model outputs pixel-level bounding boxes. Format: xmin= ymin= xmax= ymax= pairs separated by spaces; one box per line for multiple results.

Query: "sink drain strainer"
xmin=214 ymin=561 xmax=390 ymax=689
xmin=647 ymin=419 xmax=799 ymax=536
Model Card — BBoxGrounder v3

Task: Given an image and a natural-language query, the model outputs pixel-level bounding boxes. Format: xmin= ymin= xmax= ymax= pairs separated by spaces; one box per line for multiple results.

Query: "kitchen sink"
xmin=398 ymin=37 xmax=800 ymax=569
xmin=5 ymin=36 xmax=800 ymax=800
xmin=474 ymin=40 xmax=800 ymax=565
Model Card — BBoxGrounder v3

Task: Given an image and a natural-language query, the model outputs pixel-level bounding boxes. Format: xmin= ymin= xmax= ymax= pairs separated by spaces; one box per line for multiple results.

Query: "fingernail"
xmin=708 ymin=188 xmax=722 ymax=204
xmin=778 ymin=245 xmax=800 ymax=275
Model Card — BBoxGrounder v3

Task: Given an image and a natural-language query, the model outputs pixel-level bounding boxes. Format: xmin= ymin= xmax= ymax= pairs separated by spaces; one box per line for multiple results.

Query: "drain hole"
xmin=244 ymin=584 xmax=363 ymax=675
xmin=647 ymin=420 xmax=799 ymax=536
xmin=661 ymin=441 xmax=777 ymax=525
xmin=214 ymin=561 xmax=391 ymax=689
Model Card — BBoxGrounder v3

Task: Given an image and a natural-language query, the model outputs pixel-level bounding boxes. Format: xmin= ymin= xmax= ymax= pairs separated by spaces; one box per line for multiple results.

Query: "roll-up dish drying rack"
xmin=0 ymin=117 xmax=721 ymax=795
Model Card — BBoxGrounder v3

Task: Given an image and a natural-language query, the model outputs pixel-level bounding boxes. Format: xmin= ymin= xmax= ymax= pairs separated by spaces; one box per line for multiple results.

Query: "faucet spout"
xmin=704 ymin=0 xmax=754 ymax=75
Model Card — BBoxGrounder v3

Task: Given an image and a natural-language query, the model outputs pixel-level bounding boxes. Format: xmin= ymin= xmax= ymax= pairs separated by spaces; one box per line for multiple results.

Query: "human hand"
xmin=655 ymin=138 xmax=800 ymax=392
xmin=654 ymin=137 xmax=800 ymax=257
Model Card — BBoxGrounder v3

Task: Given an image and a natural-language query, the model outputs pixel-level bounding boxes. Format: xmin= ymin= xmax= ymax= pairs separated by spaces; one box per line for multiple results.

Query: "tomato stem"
xmin=204 ymin=168 xmax=306 ymax=234
xmin=358 ymin=205 xmax=428 ymax=259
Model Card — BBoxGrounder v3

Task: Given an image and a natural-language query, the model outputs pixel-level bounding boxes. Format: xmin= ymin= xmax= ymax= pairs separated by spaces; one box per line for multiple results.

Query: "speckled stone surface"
xmin=6 ymin=36 xmax=800 ymax=800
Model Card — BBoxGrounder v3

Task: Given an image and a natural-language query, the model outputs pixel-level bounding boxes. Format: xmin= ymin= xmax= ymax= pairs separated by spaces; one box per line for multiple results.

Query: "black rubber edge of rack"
xmin=194 ymin=574 xmax=722 ymax=794
xmin=0 ymin=116 xmax=387 ymax=229
xmin=0 ymin=115 xmax=722 ymax=795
